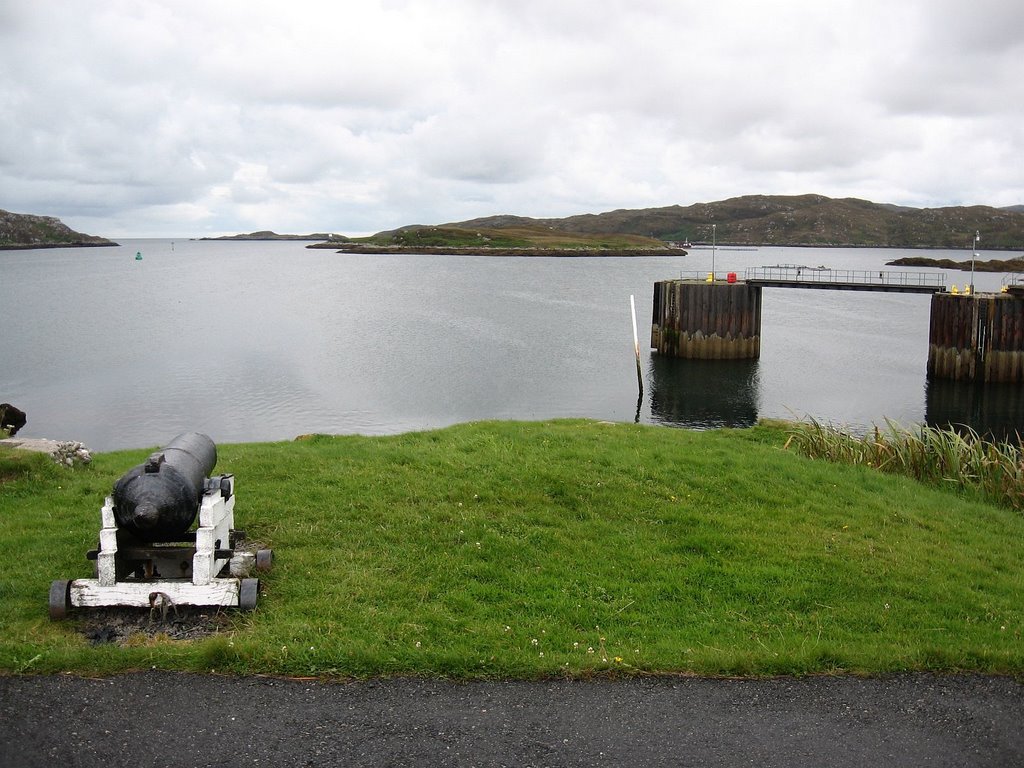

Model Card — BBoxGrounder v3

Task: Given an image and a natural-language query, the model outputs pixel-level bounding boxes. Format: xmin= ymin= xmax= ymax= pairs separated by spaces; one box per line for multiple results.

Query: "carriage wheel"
xmin=239 ymin=578 xmax=259 ymax=610
xmin=49 ymin=580 xmax=72 ymax=620
xmin=255 ymin=549 xmax=273 ymax=572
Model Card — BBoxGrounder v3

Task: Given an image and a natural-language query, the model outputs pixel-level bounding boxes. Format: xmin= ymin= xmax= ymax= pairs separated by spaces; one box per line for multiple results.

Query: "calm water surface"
xmin=1 ymin=239 xmax=1020 ymax=451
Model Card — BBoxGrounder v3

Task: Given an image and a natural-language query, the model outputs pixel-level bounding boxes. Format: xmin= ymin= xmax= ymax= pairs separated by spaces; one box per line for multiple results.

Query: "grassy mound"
xmin=360 ymin=225 xmax=669 ymax=251
xmin=1 ymin=420 xmax=1021 ymax=678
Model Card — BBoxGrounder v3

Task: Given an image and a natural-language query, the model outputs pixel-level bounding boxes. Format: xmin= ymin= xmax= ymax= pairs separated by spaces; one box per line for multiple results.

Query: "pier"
xmin=651 ymin=279 xmax=762 ymax=360
xmin=652 ymin=269 xmax=1024 ymax=382
xmin=928 ymin=292 xmax=1024 ymax=382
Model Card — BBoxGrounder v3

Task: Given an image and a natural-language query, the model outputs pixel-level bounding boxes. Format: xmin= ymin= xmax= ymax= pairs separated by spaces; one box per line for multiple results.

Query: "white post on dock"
xmin=630 ymin=294 xmax=643 ymax=396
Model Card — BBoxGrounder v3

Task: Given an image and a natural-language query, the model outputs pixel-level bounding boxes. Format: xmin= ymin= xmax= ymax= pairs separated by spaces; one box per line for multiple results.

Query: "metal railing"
xmin=1002 ymin=273 xmax=1024 ymax=288
xmin=677 ymin=270 xmax=723 ymax=281
xmin=743 ymin=266 xmax=947 ymax=289
xmin=675 ymin=267 xmax=948 ymax=289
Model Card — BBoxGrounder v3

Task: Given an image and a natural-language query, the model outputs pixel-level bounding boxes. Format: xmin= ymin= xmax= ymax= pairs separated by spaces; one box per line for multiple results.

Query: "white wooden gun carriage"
xmin=49 ymin=433 xmax=272 ymax=619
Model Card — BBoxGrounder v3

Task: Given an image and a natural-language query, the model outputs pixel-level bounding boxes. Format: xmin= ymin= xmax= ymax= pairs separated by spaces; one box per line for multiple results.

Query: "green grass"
xmin=2 ymin=420 xmax=1022 ymax=679
xmin=377 ymin=226 xmax=533 ymax=248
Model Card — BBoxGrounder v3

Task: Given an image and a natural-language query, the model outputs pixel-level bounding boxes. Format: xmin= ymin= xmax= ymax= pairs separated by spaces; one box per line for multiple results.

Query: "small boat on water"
xmin=135 ymin=251 xmax=142 ymax=260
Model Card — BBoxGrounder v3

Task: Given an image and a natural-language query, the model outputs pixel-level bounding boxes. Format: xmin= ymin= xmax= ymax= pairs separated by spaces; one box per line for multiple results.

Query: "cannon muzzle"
xmin=112 ymin=432 xmax=218 ymax=539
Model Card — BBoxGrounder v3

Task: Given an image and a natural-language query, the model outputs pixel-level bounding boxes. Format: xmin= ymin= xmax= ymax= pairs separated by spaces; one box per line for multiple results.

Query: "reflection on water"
xmin=648 ymin=356 xmax=760 ymax=429
xmin=649 ymin=353 xmax=1024 ymax=442
xmin=925 ymin=378 xmax=1024 ymax=443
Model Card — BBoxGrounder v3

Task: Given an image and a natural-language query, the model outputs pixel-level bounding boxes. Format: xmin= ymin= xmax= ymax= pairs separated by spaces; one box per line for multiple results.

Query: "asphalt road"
xmin=1 ymin=672 xmax=1022 ymax=767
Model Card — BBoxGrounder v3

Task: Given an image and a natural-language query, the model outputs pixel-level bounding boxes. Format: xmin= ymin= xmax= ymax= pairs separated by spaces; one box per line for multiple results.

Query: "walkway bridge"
xmin=742 ymin=266 xmax=947 ymax=294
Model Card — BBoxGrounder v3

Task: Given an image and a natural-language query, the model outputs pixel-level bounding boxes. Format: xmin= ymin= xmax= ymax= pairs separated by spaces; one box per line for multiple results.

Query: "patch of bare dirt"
xmin=75 ymin=606 xmax=235 ymax=645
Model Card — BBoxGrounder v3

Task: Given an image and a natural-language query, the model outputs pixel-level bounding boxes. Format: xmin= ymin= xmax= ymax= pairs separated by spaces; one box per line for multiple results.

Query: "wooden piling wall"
xmin=928 ymin=293 xmax=1024 ymax=382
xmin=651 ymin=280 xmax=762 ymax=359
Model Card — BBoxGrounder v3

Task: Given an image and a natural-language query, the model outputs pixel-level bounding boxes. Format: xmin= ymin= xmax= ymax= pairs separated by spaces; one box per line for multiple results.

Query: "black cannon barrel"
xmin=112 ymin=432 xmax=218 ymax=539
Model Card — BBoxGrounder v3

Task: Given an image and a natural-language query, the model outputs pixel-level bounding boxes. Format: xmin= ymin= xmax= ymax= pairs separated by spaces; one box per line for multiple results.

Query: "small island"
xmin=887 ymin=255 xmax=1024 ymax=272
xmin=200 ymin=231 xmax=338 ymax=241
xmin=305 ymin=224 xmax=682 ymax=257
xmin=0 ymin=209 xmax=116 ymax=250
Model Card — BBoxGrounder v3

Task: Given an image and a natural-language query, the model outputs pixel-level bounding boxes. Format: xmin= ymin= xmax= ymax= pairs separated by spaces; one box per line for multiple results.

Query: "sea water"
xmin=1 ymin=239 xmax=1019 ymax=450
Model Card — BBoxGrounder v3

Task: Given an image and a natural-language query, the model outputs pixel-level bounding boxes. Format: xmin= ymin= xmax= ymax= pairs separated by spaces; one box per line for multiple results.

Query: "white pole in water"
xmin=630 ymin=294 xmax=643 ymax=396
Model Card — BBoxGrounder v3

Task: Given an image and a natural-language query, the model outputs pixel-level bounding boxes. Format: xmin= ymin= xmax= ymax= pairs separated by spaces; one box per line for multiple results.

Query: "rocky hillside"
xmin=0 ymin=209 xmax=116 ymax=249
xmin=447 ymin=195 xmax=1024 ymax=250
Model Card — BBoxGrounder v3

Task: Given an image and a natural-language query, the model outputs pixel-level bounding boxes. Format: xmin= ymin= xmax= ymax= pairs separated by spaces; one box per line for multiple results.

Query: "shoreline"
xmin=307 ymin=243 xmax=685 ymax=257
xmin=0 ymin=241 xmax=118 ymax=251
xmin=308 ymin=242 xmax=1024 ymax=255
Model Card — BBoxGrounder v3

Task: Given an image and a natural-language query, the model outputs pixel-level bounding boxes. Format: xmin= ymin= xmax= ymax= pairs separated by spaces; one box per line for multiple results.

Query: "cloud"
xmin=874 ymin=1 xmax=1024 ymax=118
xmin=1 ymin=0 xmax=1021 ymax=236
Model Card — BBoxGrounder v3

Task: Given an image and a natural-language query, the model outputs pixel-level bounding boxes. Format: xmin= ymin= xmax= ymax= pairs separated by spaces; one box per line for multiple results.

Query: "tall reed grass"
xmin=785 ymin=419 xmax=1024 ymax=511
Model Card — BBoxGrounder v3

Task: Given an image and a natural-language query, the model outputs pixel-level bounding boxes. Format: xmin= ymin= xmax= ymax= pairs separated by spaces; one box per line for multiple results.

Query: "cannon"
xmin=112 ymin=432 xmax=222 ymax=539
xmin=49 ymin=433 xmax=272 ymax=619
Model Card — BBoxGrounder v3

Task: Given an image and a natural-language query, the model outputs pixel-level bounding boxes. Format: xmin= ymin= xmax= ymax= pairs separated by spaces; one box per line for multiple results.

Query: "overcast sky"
xmin=2 ymin=0 xmax=1021 ymax=237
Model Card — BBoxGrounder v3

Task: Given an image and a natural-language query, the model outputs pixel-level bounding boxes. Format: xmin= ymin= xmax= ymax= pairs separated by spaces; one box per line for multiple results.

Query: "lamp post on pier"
xmin=971 ymin=230 xmax=979 ymax=295
xmin=712 ymin=223 xmax=717 ymax=281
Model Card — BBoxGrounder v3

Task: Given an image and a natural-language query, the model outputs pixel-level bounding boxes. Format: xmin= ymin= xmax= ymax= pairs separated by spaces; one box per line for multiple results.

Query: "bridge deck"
xmin=742 ymin=266 xmax=947 ymax=294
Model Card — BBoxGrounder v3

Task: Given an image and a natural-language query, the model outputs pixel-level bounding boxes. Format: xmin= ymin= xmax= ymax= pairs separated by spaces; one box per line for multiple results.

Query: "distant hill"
xmin=0 ymin=209 xmax=116 ymax=249
xmin=440 ymin=194 xmax=1024 ymax=250
xmin=200 ymin=231 xmax=342 ymax=241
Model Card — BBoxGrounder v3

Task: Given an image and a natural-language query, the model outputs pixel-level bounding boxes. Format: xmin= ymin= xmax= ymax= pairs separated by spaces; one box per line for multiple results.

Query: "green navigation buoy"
xmin=135 ymin=251 xmax=143 ymax=260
